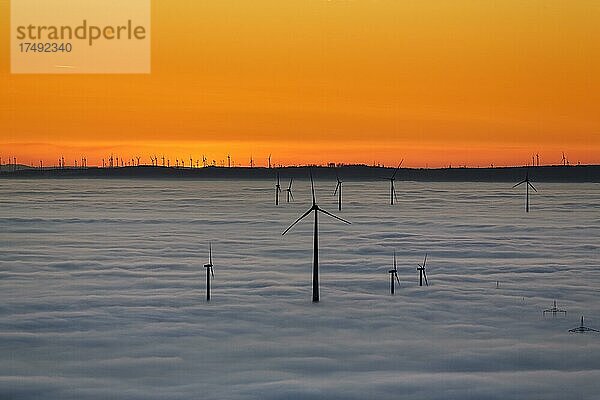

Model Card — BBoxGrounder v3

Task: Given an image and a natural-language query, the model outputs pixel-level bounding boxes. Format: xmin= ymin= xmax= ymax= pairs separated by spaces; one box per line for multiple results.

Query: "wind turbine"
xmin=275 ymin=171 xmax=282 ymax=205
xmin=543 ymin=300 xmax=566 ymax=317
xmin=512 ymin=171 xmax=537 ymax=212
xmin=333 ymin=171 xmax=343 ymax=211
xmin=569 ymin=316 xmax=599 ymax=333
xmin=286 ymin=178 xmax=294 ymax=203
xmin=416 ymin=253 xmax=429 ymax=287
xmin=388 ymin=251 xmax=400 ymax=294
xmin=204 ymin=243 xmax=215 ymax=301
xmin=385 ymin=160 xmax=403 ymax=205
xmin=282 ymin=170 xmax=351 ymax=302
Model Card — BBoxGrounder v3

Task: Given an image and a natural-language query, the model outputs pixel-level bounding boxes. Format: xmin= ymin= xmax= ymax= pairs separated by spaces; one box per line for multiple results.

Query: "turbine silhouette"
xmin=543 ymin=300 xmax=566 ymax=317
xmin=204 ymin=243 xmax=215 ymax=301
xmin=286 ymin=178 xmax=294 ymax=203
xmin=334 ymin=171 xmax=343 ymax=211
xmin=282 ymin=170 xmax=351 ymax=302
xmin=388 ymin=251 xmax=400 ymax=294
xmin=275 ymin=172 xmax=282 ymax=205
xmin=385 ymin=160 xmax=403 ymax=205
xmin=416 ymin=253 xmax=429 ymax=287
xmin=512 ymin=171 xmax=537 ymax=212
xmin=569 ymin=316 xmax=599 ymax=333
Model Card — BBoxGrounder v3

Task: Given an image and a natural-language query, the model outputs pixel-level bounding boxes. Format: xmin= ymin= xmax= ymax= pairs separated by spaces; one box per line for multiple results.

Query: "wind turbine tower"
xmin=204 ymin=244 xmax=215 ymax=301
xmin=275 ymin=172 xmax=282 ymax=205
xmin=388 ymin=251 xmax=400 ymax=294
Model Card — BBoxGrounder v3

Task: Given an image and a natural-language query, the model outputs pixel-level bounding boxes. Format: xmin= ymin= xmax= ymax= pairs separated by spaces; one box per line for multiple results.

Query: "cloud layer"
xmin=1 ymin=179 xmax=599 ymax=399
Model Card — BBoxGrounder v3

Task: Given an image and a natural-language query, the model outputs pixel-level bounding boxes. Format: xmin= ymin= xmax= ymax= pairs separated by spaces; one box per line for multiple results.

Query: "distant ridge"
xmin=1 ymin=165 xmax=599 ymax=182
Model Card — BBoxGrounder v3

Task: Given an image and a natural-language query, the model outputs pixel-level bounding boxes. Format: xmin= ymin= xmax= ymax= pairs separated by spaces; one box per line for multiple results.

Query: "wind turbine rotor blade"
xmin=423 ymin=253 xmax=427 ymax=267
xmin=309 ymin=169 xmax=316 ymax=204
xmin=211 ymin=266 xmax=214 ymax=278
xmin=289 ymin=178 xmax=293 ymax=189
xmin=423 ymin=271 xmax=429 ymax=286
xmin=289 ymin=191 xmax=294 ymax=201
xmin=282 ymin=208 xmax=313 ymax=235
xmin=318 ymin=208 xmax=351 ymax=225
xmin=395 ymin=273 xmax=400 ymax=284
xmin=393 ymin=187 xmax=398 ymax=203
xmin=528 ymin=182 xmax=538 ymax=192
xmin=209 ymin=243 xmax=212 ymax=264
xmin=391 ymin=160 xmax=404 ymax=179
xmin=334 ymin=182 xmax=340 ymax=196
xmin=512 ymin=180 xmax=526 ymax=188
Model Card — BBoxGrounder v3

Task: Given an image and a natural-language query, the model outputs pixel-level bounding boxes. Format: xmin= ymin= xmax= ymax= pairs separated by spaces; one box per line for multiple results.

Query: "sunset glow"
xmin=1 ymin=1 xmax=599 ymax=167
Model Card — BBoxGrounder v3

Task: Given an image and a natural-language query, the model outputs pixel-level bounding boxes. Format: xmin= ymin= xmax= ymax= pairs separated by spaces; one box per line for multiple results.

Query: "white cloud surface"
xmin=1 ymin=179 xmax=599 ymax=399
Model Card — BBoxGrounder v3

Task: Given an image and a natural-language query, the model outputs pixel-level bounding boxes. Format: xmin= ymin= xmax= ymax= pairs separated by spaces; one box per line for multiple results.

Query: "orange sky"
xmin=1 ymin=0 xmax=599 ymax=168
